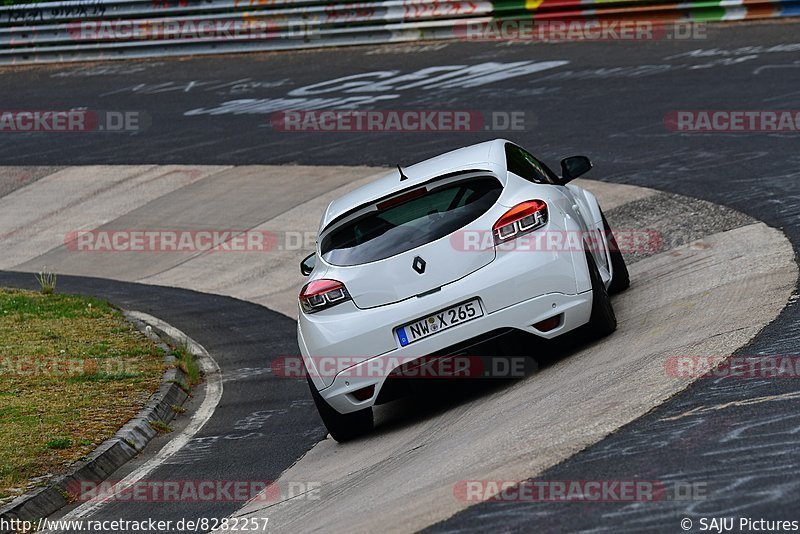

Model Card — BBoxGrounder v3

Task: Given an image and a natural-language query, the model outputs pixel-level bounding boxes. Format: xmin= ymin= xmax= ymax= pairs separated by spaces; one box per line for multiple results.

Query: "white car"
xmin=298 ymin=139 xmax=629 ymax=441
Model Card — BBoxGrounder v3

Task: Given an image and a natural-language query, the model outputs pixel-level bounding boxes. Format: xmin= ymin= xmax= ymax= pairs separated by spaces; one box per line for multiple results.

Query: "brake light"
xmin=493 ymin=200 xmax=548 ymax=245
xmin=299 ymin=279 xmax=351 ymax=313
xmin=376 ymin=187 xmax=427 ymax=210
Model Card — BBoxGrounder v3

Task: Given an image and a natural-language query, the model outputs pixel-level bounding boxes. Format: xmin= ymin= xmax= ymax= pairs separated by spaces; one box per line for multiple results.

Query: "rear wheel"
xmin=601 ymin=211 xmax=630 ymax=295
xmin=307 ymin=376 xmax=373 ymax=442
xmin=586 ymin=251 xmax=617 ymax=338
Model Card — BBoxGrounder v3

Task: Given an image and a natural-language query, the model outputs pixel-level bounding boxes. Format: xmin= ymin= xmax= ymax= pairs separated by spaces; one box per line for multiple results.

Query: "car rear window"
xmin=321 ymin=177 xmax=501 ymax=266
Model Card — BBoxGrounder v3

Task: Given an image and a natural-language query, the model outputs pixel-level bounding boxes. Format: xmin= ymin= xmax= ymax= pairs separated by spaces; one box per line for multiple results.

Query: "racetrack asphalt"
xmin=1 ymin=19 xmax=800 ymax=533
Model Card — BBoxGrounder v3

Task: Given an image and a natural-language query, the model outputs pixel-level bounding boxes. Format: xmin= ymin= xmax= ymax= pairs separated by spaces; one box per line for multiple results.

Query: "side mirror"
xmin=300 ymin=253 xmax=316 ymax=276
xmin=559 ymin=156 xmax=592 ymax=183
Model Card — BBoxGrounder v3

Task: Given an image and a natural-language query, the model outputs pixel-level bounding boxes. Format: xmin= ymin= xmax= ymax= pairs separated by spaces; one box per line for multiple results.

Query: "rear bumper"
xmin=299 ymin=245 xmax=584 ymax=382
xmin=300 ymin=289 xmax=592 ymax=414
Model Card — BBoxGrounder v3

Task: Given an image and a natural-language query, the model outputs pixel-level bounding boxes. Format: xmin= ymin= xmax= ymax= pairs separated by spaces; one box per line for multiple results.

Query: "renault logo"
xmin=412 ymin=256 xmax=426 ymax=274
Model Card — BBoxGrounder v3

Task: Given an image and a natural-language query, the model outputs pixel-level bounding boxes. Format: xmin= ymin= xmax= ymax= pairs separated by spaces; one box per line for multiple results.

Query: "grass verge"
xmin=171 ymin=339 xmax=201 ymax=386
xmin=0 ymin=288 xmax=166 ymax=503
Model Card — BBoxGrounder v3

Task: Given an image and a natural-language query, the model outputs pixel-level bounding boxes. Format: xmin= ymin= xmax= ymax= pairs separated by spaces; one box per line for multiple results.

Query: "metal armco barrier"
xmin=1 ymin=0 xmax=799 ymax=64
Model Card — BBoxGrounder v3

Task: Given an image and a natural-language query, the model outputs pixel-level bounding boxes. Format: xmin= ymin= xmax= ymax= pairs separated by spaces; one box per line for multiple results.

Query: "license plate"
xmin=396 ymin=299 xmax=483 ymax=347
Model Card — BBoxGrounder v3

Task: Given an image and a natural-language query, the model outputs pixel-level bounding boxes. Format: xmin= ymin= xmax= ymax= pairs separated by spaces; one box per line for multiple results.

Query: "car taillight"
xmin=493 ymin=200 xmax=548 ymax=245
xmin=299 ymin=279 xmax=351 ymax=313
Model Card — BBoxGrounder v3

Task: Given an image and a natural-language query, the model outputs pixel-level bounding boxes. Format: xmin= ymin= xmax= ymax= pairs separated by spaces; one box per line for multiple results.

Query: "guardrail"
xmin=1 ymin=0 xmax=798 ymax=64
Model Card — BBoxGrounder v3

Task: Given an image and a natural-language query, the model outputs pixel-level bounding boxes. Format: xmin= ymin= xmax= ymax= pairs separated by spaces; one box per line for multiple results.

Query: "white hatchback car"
xmin=298 ymin=139 xmax=629 ymax=441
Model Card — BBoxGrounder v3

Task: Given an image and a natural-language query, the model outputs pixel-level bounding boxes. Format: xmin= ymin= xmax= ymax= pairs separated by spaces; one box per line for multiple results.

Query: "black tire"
xmin=601 ymin=211 xmax=630 ymax=295
xmin=307 ymin=376 xmax=373 ymax=442
xmin=586 ymin=251 xmax=617 ymax=338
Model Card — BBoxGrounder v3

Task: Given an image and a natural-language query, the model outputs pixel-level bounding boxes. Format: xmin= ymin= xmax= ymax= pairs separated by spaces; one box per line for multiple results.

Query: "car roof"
xmin=321 ymin=138 xmax=511 ymax=230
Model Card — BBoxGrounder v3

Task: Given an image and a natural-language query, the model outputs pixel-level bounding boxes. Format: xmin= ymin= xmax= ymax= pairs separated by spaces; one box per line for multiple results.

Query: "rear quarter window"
xmin=505 ymin=143 xmax=559 ymax=184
